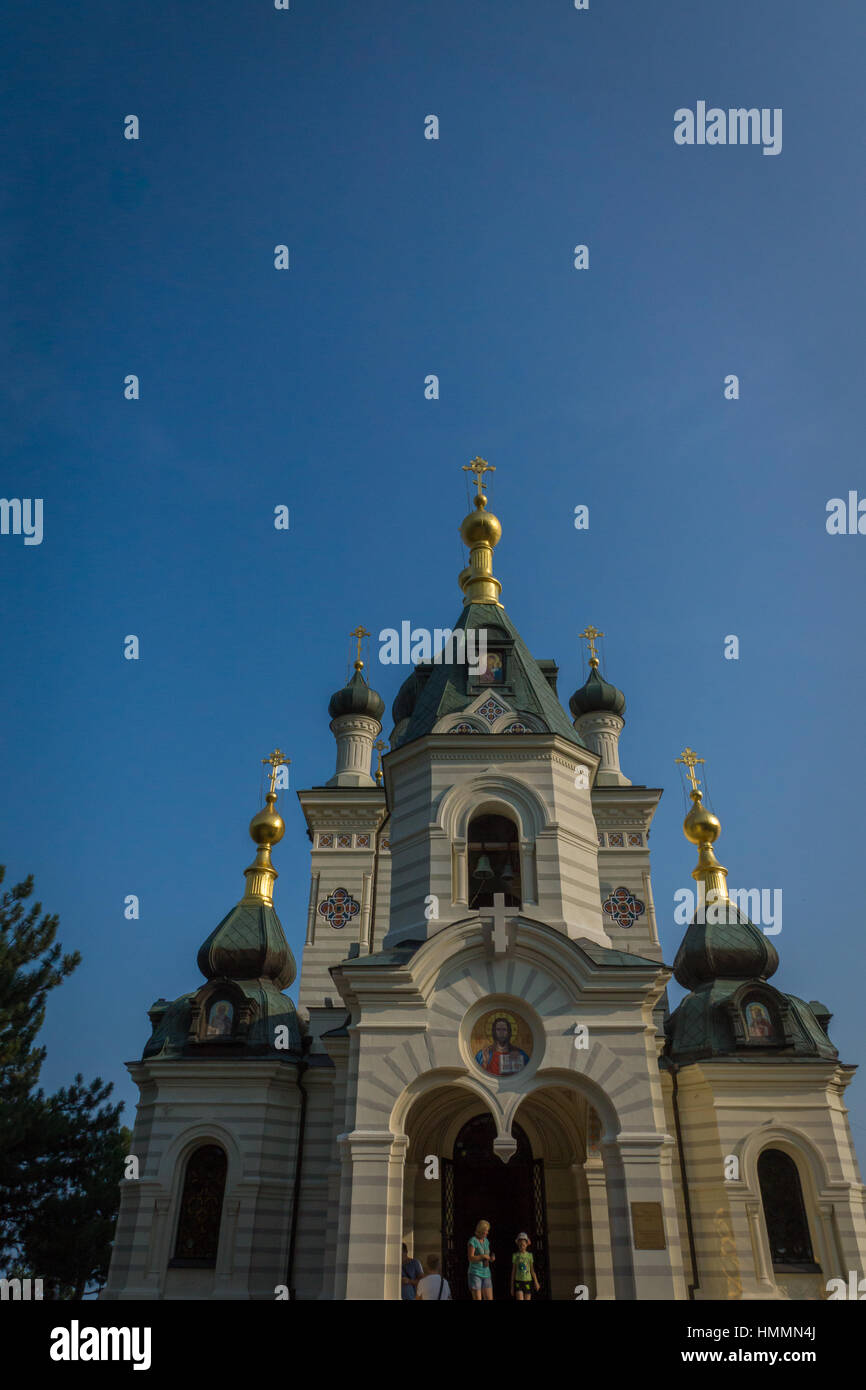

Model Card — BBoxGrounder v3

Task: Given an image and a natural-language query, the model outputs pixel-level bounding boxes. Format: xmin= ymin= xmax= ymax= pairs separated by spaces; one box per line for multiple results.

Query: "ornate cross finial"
xmin=579 ymin=624 xmax=604 ymax=666
xmin=262 ymin=748 xmax=290 ymax=798
xmin=349 ymin=624 xmax=370 ymax=669
xmin=374 ymin=738 xmax=386 ymax=785
xmin=462 ymin=456 xmax=495 ymax=498
xmin=676 ymin=747 xmax=704 ymax=793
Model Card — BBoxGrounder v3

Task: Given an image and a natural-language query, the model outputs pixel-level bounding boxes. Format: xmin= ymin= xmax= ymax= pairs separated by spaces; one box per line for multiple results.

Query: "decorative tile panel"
xmin=597 ymin=833 xmax=605 ymax=847
xmin=318 ymin=834 xmax=334 ymax=848
xmin=317 ymin=887 xmax=360 ymax=930
xmin=602 ymin=886 xmax=645 ymax=929
xmin=453 ymin=723 xmax=476 ymax=733
xmin=627 ymin=833 xmax=643 ymax=847
xmin=608 ymin=832 xmax=624 ymax=848
xmin=337 ymin=834 xmax=352 ymax=848
xmin=356 ymin=834 xmax=370 ymax=848
xmin=503 ymin=721 xmax=529 ymax=733
xmin=477 ymin=698 xmax=507 ymax=724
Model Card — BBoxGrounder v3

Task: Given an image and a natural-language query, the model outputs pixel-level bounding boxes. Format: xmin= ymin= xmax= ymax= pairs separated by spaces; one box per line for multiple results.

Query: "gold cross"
xmin=374 ymin=738 xmax=386 ymax=785
xmin=578 ymin=624 xmax=604 ymax=663
xmin=462 ymin=456 xmax=495 ymax=497
xmin=349 ymin=624 xmax=370 ymax=667
xmin=262 ymin=748 xmax=290 ymax=797
xmin=676 ymin=747 xmax=704 ymax=793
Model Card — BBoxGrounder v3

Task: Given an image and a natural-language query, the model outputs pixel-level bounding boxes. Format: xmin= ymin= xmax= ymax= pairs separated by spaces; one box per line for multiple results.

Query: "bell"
xmin=474 ymin=854 xmax=494 ymax=879
xmin=500 ymin=860 xmax=514 ymax=882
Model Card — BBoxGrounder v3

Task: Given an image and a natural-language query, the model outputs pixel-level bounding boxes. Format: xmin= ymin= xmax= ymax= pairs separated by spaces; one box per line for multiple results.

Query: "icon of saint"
xmin=479 ymin=652 xmax=503 ymax=684
xmin=745 ymin=1001 xmax=773 ymax=1040
xmin=207 ymin=1000 xmax=233 ymax=1037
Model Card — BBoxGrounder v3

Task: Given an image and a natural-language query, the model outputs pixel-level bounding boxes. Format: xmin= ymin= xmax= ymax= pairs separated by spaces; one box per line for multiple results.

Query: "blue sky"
xmin=3 ymin=1 xmax=865 ymax=1150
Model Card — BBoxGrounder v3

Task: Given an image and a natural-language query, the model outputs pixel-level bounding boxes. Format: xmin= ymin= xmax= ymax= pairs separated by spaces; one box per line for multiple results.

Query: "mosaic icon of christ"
xmin=475 ymin=1017 xmax=530 ymax=1075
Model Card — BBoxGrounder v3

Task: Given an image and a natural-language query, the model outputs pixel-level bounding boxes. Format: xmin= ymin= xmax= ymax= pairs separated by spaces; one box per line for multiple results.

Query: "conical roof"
xmin=395 ymin=602 xmax=587 ymax=749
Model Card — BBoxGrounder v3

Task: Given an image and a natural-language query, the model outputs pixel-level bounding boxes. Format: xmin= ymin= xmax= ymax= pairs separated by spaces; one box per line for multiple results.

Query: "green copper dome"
xmin=197 ymin=899 xmax=296 ymax=990
xmin=392 ymin=665 xmax=426 ymax=725
xmin=569 ymin=663 xmax=626 ymax=719
xmin=328 ymin=667 xmax=385 ymax=721
xmin=673 ymin=903 xmax=779 ymax=991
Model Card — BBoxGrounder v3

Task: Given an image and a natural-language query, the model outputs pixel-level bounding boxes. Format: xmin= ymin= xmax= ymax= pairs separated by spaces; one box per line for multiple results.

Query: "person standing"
xmin=415 ymin=1254 xmax=452 ymax=1300
xmin=510 ymin=1233 xmax=540 ymax=1301
xmin=467 ymin=1219 xmax=494 ymax=1300
xmin=401 ymin=1241 xmax=423 ymax=1300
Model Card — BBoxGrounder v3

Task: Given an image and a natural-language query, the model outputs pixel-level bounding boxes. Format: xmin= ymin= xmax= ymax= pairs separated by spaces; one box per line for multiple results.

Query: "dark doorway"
xmin=442 ymin=1114 xmax=549 ymax=1300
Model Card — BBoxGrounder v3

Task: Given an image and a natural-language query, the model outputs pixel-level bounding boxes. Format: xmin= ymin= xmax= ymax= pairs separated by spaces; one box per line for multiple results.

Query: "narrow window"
xmin=758 ymin=1148 xmax=817 ymax=1269
xmin=172 ymin=1145 xmax=227 ymax=1266
xmin=467 ymin=813 xmax=521 ymax=909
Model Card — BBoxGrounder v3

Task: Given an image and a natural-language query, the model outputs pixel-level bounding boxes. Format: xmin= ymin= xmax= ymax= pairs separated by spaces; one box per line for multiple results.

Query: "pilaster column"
xmin=359 ymin=871 xmax=373 ymax=951
xmin=305 ymin=872 xmax=320 ymax=945
xmin=746 ymin=1199 xmax=776 ymax=1292
xmin=213 ymin=1197 xmax=241 ymax=1294
xmin=582 ymin=1157 xmax=615 ymax=1299
xmin=602 ymin=1131 xmax=687 ymax=1300
xmin=817 ymin=1202 xmax=841 ymax=1279
xmin=519 ymin=840 xmax=537 ymax=904
xmin=146 ymin=1194 xmax=172 ymax=1292
xmin=452 ymin=840 xmax=468 ymax=905
xmin=335 ymin=1129 xmax=407 ymax=1300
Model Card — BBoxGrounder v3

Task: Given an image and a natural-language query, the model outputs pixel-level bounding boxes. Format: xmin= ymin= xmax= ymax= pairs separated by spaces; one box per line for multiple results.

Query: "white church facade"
xmin=103 ymin=464 xmax=866 ymax=1301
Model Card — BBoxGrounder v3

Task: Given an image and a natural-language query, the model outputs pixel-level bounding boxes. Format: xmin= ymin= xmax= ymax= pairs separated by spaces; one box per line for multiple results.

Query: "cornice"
xmin=674 ymin=1058 xmax=855 ymax=1097
xmin=334 ymin=915 xmax=669 ymax=1008
xmin=299 ymin=806 xmax=389 ymax=832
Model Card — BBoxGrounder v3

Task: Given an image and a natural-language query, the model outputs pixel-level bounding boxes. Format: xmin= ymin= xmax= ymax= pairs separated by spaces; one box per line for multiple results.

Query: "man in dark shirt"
xmin=401 ymin=1242 xmax=423 ymax=1300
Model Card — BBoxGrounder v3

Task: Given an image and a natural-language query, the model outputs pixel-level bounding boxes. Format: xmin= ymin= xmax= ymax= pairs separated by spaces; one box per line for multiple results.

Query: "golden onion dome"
xmin=683 ymin=789 xmax=721 ymax=845
xmin=460 ymin=494 xmax=502 ymax=548
xmin=249 ymin=792 xmax=285 ymax=848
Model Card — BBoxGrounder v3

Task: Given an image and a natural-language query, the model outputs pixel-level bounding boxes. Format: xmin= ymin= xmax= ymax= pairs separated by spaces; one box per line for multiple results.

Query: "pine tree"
xmin=14 ymin=1079 xmax=130 ymax=1298
xmin=0 ymin=867 xmax=126 ymax=1294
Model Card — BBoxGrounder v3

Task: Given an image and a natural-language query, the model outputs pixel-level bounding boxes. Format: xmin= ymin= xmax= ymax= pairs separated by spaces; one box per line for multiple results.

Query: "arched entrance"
xmin=397 ymin=1077 xmax=624 ymax=1300
xmin=442 ymin=1114 xmax=549 ymax=1300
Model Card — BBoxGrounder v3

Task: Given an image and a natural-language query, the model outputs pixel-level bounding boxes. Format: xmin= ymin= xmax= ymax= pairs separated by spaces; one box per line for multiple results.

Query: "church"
xmin=103 ymin=462 xmax=866 ymax=1301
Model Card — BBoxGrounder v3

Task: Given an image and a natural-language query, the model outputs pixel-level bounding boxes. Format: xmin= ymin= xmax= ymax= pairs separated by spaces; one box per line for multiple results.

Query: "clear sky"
xmin=3 ymin=1 xmax=865 ymax=1150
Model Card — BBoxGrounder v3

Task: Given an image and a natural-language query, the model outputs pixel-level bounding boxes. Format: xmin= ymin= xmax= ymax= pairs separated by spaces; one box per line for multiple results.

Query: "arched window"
xmin=757 ymin=1148 xmax=817 ymax=1269
xmin=171 ymin=1144 xmax=227 ymax=1266
xmin=468 ymin=813 xmax=520 ymax=909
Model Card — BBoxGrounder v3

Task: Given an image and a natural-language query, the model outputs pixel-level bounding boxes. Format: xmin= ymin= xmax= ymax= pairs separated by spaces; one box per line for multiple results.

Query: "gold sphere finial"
xmin=682 ymin=787 xmax=721 ymax=846
xmin=676 ymin=747 xmax=729 ymax=900
xmin=677 ymin=748 xmax=720 ymax=842
xmin=459 ymin=457 xmax=503 ymax=604
xmin=579 ymin=625 xmax=604 ymax=670
xmin=349 ymin=625 xmax=370 ymax=676
xmin=374 ymin=738 xmax=386 ymax=787
xmin=249 ymin=791 xmax=285 ymax=848
xmin=250 ymin=750 xmax=289 ymax=847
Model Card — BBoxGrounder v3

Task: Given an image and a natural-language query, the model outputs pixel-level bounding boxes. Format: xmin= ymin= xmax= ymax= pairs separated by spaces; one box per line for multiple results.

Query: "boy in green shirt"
xmin=510 ymin=1233 xmax=540 ymax=1300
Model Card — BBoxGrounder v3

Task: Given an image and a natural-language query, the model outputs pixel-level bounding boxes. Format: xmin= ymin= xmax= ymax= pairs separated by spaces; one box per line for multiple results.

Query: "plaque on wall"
xmin=631 ymin=1201 xmax=666 ymax=1250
